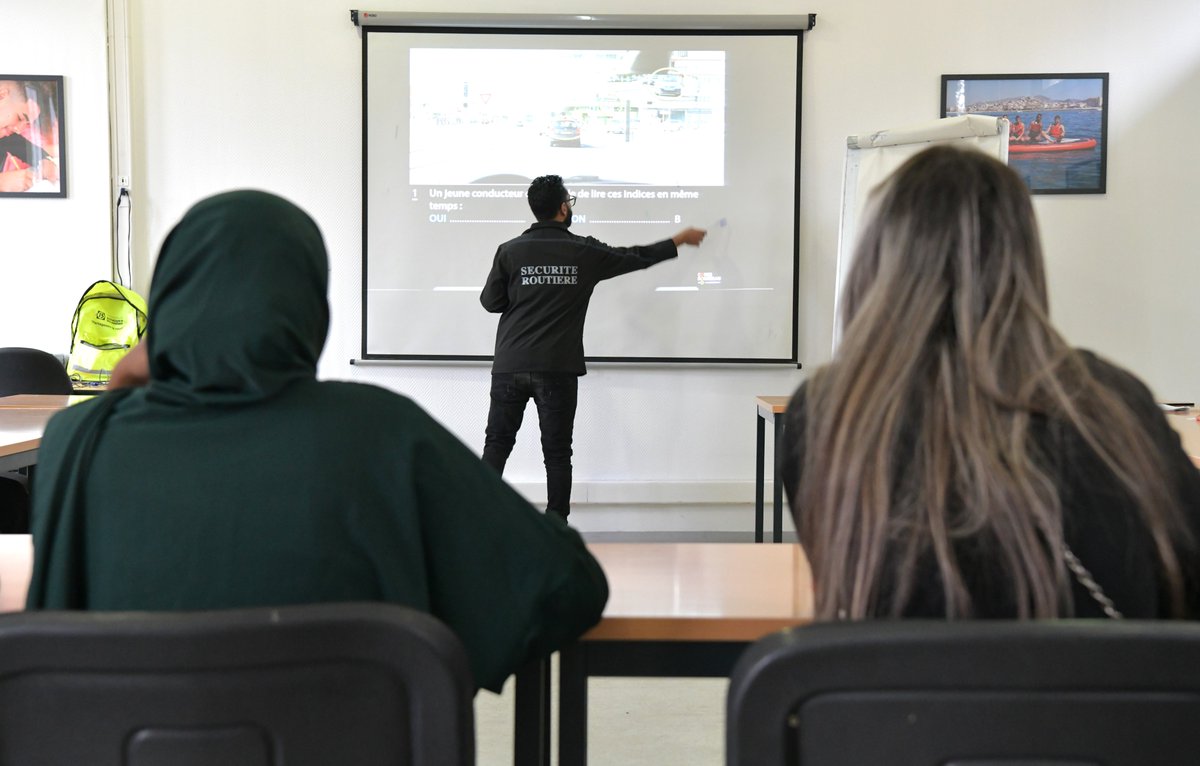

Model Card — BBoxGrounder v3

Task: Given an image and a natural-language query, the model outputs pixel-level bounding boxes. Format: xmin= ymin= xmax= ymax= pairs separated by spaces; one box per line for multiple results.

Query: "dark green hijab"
xmin=28 ymin=190 xmax=331 ymax=605
xmin=146 ymin=190 xmax=329 ymax=405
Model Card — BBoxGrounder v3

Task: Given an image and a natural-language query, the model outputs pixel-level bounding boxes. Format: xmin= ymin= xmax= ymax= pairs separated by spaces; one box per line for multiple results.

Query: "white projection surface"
xmin=362 ymin=26 xmax=801 ymax=362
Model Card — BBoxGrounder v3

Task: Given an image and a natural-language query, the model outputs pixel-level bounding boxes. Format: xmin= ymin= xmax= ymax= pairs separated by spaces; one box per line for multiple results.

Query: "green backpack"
xmin=68 ymin=280 xmax=149 ymax=383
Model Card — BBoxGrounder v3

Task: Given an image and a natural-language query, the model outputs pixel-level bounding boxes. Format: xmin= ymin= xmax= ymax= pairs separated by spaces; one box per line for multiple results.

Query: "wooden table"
xmin=1165 ymin=410 xmax=1200 ymax=469
xmin=0 ymin=534 xmax=33 ymax=612
xmin=515 ymin=542 xmax=814 ymax=766
xmin=0 ymin=394 xmax=78 ymax=409
xmin=0 ymin=398 xmax=79 ymax=610
xmin=754 ymin=395 xmax=789 ymax=543
xmin=0 ymin=394 xmax=78 ymax=472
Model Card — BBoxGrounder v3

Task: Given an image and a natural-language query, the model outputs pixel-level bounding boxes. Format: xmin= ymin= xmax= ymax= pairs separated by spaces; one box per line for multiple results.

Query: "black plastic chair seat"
xmin=0 ymin=346 xmax=72 ymax=396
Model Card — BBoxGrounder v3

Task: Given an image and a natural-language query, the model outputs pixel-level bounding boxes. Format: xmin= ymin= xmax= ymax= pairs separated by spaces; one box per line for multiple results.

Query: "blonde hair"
xmin=798 ymin=145 xmax=1190 ymax=619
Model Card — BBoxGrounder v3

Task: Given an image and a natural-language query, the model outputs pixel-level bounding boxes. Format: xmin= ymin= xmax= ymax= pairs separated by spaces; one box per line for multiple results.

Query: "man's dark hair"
xmin=528 ymin=175 xmax=568 ymax=221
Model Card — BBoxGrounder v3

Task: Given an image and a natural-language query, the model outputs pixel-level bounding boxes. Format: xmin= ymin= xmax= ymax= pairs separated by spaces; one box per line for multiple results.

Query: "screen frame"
xmin=358 ymin=14 xmax=813 ymax=366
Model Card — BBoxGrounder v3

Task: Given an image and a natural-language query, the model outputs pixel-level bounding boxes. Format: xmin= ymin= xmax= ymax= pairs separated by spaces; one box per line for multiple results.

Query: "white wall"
xmin=58 ymin=0 xmax=1200 ymax=529
xmin=3 ymin=0 xmax=114 ymax=355
xmin=796 ymin=1 xmax=1200 ymax=401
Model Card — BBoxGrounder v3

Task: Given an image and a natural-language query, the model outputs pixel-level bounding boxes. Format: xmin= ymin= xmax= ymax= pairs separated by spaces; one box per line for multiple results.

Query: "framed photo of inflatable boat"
xmin=941 ymin=73 xmax=1108 ymax=194
xmin=0 ymin=75 xmax=67 ymax=198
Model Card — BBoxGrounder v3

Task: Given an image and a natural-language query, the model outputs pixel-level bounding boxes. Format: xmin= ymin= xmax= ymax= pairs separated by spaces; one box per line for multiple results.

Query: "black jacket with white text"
xmin=480 ymin=220 xmax=677 ymax=375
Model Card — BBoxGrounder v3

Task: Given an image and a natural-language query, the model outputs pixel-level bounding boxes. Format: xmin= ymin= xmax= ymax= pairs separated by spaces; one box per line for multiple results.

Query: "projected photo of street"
xmin=409 ymin=48 xmax=725 ymax=186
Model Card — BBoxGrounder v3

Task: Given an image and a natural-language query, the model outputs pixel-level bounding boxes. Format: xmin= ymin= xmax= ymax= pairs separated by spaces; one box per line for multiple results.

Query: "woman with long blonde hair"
xmin=782 ymin=145 xmax=1200 ymax=620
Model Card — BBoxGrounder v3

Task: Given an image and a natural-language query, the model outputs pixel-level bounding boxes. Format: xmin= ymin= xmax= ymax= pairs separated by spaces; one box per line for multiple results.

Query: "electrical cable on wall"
xmin=114 ymin=186 xmax=132 ymax=287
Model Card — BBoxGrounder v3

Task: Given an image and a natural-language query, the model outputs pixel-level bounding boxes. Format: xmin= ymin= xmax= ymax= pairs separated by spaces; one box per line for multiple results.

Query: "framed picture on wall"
xmin=941 ymin=73 xmax=1108 ymax=194
xmin=0 ymin=75 xmax=67 ymax=198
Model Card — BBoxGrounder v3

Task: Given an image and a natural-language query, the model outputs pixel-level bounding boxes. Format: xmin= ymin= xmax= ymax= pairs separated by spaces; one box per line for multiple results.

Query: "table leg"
xmin=772 ymin=412 xmax=785 ymax=543
xmin=513 ymin=658 xmax=550 ymax=766
xmin=754 ymin=412 xmax=765 ymax=543
xmin=559 ymin=642 xmax=588 ymax=766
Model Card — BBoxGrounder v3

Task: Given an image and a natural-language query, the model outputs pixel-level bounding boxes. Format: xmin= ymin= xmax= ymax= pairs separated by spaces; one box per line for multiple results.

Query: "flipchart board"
xmin=833 ymin=115 xmax=1009 ymax=349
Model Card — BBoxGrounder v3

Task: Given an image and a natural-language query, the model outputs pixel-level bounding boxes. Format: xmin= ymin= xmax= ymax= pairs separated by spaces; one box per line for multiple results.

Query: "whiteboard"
xmin=833 ymin=115 xmax=1009 ymax=349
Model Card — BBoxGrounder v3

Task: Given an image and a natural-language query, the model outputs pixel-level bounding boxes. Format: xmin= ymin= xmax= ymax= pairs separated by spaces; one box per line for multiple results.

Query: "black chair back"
xmin=0 ymin=603 xmax=475 ymax=766
xmin=727 ymin=620 xmax=1200 ymax=766
xmin=0 ymin=346 xmax=72 ymax=396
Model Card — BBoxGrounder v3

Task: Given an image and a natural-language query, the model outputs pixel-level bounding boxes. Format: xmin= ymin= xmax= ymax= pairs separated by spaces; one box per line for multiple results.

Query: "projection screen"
xmin=357 ymin=13 xmax=814 ymax=363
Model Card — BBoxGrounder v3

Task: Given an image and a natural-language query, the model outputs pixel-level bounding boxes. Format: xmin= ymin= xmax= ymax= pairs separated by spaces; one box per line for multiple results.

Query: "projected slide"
xmin=409 ymin=48 xmax=725 ymax=186
xmin=364 ymin=29 xmax=799 ymax=362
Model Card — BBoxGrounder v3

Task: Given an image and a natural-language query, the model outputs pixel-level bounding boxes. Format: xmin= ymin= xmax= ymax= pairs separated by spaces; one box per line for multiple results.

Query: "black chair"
xmin=0 ymin=602 xmax=475 ymax=766
xmin=727 ymin=620 xmax=1200 ymax=766
xmin=0 ymin=346 xmax=73 ymax=397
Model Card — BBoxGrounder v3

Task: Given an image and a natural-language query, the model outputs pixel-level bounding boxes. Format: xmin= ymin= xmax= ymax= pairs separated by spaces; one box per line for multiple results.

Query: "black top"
xmin=480 ymin=220 xmax=677 ymax=375
xmin=780 ymin=350 xmax=1200 ymax=619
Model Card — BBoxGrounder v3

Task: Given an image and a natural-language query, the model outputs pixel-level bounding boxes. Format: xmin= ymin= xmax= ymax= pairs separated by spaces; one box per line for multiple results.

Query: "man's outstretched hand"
xmin=672 ymin=227 xmax=707 ymax=247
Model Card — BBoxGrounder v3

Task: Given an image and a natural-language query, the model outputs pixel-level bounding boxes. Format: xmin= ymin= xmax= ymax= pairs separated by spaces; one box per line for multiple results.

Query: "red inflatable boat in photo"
xmin=1008 ymin=137 xmax=1098 ymax=154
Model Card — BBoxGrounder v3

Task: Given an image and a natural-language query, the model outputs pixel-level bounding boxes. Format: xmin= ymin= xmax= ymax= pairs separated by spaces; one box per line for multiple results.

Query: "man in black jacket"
xmin=480 ymin=174 xmax=706 ymax=521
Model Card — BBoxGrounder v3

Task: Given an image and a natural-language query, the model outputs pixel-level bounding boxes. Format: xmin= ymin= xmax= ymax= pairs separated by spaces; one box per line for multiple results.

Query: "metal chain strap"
xmin=1062 ymin=543 xmax=1124 ymax=619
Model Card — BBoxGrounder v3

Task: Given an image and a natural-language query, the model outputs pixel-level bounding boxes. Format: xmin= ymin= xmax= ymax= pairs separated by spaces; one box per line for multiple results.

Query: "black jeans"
xmin=482 ymin=372 xmax=579 ymax=519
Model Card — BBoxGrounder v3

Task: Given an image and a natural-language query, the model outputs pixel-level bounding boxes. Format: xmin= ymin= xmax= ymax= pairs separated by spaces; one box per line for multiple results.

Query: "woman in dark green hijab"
xmin=27 ymin=190 xmax=608 ymax=693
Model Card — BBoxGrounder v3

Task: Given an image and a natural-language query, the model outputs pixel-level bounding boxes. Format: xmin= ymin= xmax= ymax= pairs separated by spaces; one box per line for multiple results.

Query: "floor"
xmin=474 ymin=655 xmax=728 ymax=766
